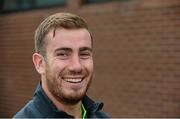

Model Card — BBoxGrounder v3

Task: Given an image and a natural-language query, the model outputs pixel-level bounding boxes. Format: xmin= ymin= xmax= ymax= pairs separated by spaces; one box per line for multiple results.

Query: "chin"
xmin=50 ymin=86 xmax=87 ymax=105
xmin=57 ymin=92 xmax=86 ymax=105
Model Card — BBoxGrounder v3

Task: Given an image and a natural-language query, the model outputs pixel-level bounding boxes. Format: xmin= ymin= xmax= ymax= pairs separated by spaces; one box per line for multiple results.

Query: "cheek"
xmin=52 ymin=61 xmax=70 ymax=77
xmin=82 ymin=60 xmax=94 ymax=71
xmin=46 ymin=60 xmax=65 ymax=76
xmin=89 ymin=62 xmax=94 ymax=72
xmin=52 ymin=60 xmax=68 ymax=69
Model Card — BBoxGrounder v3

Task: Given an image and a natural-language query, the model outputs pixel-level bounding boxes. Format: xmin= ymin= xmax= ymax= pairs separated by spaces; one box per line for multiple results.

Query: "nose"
xmin=68 ymin=55 xmax=82 ymax=72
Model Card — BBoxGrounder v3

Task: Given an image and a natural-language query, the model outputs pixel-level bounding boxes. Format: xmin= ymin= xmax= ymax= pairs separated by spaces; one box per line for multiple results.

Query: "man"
xmin=13 ymin=12 xmax=109 ymax=118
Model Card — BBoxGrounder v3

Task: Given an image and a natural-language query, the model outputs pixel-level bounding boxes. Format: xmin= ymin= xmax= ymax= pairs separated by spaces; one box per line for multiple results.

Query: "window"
xmin=36 ymin=0 xmax=66 ymax=7
xmin=0 ymin=0 xmax=66 ymax=14
xmin=86 ymin=0 xmax=129 ymax=4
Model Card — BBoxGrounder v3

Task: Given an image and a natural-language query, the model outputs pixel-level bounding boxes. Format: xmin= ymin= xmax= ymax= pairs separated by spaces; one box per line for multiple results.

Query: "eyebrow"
xmin=54 ymin=47 xmax=92 ymax=53
xmin=79 ymin=47 xmax=93 ymax=52
xmin=54 ymin=47 xmax=72 ymax=53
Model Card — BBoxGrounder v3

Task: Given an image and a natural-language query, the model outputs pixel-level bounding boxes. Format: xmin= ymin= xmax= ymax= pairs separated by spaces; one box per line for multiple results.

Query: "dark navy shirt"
xmin=13 ymin=83 xmax=110 ymax=118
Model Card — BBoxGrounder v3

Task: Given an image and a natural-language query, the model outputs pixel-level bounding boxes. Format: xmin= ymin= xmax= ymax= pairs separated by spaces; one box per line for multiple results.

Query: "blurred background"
xmin=1 ymin=0 xmax=180 ymax=117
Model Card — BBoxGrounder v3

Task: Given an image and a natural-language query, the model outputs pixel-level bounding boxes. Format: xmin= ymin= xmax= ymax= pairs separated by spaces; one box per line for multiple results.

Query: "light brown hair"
xmin=34 ymin=12 xmax=91 ymax=56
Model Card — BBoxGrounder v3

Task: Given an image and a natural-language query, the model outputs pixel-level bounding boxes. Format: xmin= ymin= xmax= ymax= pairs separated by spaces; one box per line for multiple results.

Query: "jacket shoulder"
xmin=94 ymin=111 xmax=111 ymax=118
xmin=13 ymin=100 xmax=42 ymax=118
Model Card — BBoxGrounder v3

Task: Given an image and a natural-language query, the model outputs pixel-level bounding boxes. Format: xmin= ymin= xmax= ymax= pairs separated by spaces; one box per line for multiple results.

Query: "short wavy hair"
xmin=34 ymin=12 xmax=91 ymax=56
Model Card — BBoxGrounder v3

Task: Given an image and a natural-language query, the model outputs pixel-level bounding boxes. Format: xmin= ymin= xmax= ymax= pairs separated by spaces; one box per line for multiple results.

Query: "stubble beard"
xmin=45 ymin=67 xmax=92 ymax=105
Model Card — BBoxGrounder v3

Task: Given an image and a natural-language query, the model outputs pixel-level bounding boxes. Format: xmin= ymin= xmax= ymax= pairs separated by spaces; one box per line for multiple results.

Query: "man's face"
xmin=44 ymin=28 xmax=93 ymax=104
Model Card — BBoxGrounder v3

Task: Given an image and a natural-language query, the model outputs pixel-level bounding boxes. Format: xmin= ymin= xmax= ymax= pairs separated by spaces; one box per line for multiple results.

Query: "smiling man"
xmin=13 ymin=13 xmax=109 ymax=118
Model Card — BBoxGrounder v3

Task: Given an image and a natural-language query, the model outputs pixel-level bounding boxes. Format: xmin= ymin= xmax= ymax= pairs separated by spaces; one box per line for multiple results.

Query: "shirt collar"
xmin=33 ymin=82 xmax=73 ymax=118
xmin=33 ymin=82 xmax=104 ymax=118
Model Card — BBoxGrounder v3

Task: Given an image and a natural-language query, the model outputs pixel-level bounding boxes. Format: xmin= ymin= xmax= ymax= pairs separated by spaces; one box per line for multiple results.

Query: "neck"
xmin=41 ymin=79 xmax=82 ymax=118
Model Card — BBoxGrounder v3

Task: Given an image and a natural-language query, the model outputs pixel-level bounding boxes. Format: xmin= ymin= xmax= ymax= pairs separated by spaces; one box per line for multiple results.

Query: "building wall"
xmin=0 ymin=0 xmax=180 ymax=117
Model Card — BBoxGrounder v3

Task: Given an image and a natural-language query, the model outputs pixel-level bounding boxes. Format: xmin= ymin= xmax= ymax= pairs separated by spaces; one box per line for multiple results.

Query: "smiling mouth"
xmin=62 ymin=77 xmax=84 ymax=83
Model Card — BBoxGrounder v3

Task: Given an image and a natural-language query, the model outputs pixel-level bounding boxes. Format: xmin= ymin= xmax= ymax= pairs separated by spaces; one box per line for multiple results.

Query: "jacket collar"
xmin=33 ymin=82 xmax=104 ymax=118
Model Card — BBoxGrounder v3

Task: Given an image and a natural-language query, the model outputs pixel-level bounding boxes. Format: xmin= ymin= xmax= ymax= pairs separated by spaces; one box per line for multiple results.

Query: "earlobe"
xmin=32 ymin=53 xmax=45 ymax=74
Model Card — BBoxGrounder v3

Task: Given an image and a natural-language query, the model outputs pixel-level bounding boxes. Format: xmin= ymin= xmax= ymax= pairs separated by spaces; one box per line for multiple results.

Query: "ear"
xmin=32 ymin=53 xmax=46 ymax=74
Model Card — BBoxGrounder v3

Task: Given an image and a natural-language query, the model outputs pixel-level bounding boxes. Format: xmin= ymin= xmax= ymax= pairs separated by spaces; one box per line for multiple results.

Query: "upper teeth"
xmin=64 ymin=78 xmax=82 ymax=83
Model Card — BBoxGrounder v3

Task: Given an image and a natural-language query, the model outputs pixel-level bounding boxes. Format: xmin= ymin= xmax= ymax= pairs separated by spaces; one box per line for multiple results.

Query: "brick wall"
xmin=0 ymin=0 xmax=180 ymax=117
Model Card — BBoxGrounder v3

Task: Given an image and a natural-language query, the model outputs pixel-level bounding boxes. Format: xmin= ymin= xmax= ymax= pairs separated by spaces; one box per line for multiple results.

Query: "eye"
xmin=80 ymin=51 xmax=92 ymax=59
xmin=57 ymin=53 xmax=67 ymax=56
xmin=56 ymin=52 xmax=69 ymax=59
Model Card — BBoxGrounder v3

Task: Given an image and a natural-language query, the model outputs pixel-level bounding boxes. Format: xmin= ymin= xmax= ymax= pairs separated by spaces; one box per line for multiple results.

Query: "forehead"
xmin=45 ymin=28 xmax=92 ymax=51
